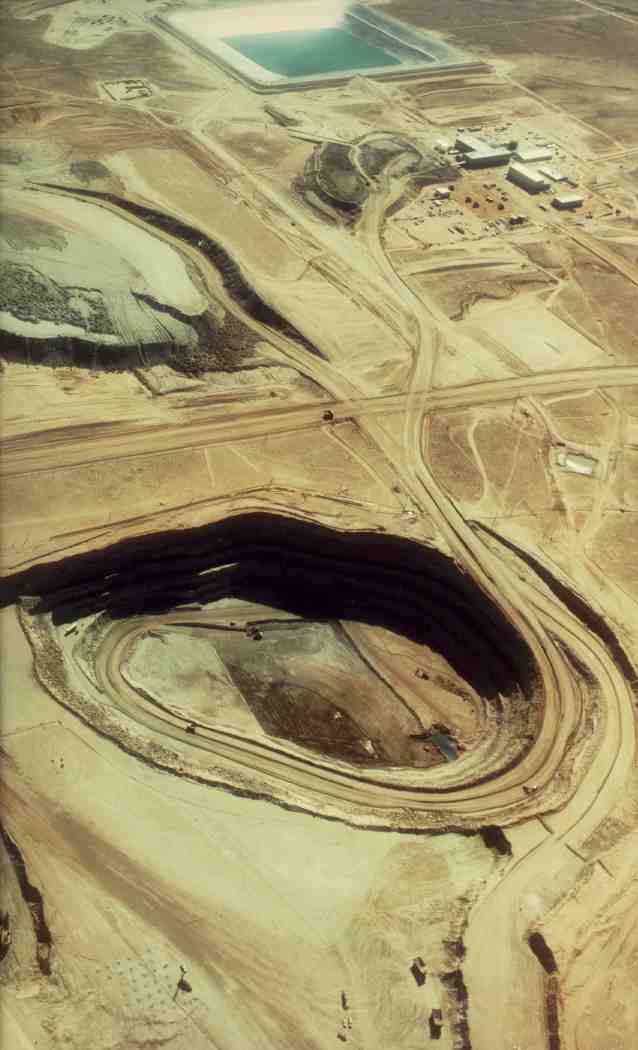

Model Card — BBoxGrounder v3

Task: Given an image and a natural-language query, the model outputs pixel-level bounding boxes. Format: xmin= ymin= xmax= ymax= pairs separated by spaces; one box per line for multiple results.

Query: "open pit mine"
xmin=2 ymin=3 xmax=638 ymax=1050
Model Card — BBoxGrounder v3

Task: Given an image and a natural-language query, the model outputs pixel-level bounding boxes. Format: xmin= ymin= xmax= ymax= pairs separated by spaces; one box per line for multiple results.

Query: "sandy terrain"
xmin=2 ymin=2 xmax=638 ymax=1050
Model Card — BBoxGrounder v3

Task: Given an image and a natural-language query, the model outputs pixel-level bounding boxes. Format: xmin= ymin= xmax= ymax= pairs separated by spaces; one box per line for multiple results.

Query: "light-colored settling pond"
xmin=156 ymin=2 xmax=473 ymax=89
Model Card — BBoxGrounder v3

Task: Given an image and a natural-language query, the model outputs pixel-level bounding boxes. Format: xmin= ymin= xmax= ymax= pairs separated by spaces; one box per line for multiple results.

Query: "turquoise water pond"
xmin=430 ymin=731 xmax=458 ymax=762
xmin=223 ymin=26 xmax=403 ymax=77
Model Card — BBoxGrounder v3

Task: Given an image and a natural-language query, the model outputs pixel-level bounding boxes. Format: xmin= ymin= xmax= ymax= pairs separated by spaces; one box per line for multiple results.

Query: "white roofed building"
xmin=552 ymin=193 xmax=584 ymax=210
xmin=454 ymin=132 xmax=487 ymax=153
xmin=465 ymin=147 xmax=511 ymax=168
xmin=507 ymin=161 xmax=549 ymax=193
xmin=539 ymin=166 xmax=566 ymax=182
xmin=513 ymin=145 xmax=553 ymax=164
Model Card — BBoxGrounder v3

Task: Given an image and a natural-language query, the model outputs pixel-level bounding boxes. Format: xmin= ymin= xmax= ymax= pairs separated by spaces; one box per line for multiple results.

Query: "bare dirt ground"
xmin=2 ymin=2 xmax=638 ymax=1050
xmin=395 ymin=0 xmax=638 ymax=146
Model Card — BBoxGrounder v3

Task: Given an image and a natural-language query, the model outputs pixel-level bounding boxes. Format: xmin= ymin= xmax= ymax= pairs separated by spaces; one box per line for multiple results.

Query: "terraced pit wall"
xmin=1 ymin=513 xmax=541 ymax=713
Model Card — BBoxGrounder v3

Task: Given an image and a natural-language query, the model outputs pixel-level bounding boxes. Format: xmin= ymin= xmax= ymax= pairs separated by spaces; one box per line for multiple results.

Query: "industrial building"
xmin=455 ymin=128 xmax=515 ymax=168
xmin=507 ymin=161 xmax=549 ymax=193
xmin=465 ymin=147 xmax=511 ymax=168
xmin=513 ymin=145 xmax=553 ymax=164
xmin=454 ymin=132 xmax=487 ymax=153
xmin=556 ymin=449 xmax=598 ymax=475
xmin=539 ymin=165 xmax=566 ymax=182
xmin=552 ymin=193 xmax=584 ymax=210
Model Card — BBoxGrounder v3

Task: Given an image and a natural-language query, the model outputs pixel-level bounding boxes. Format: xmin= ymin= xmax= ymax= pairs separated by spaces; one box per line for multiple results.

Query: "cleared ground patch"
xmin=441 ymin=12 xmax=638 ymax=147
xmin=390 ymin=0 xmax=587 ymax=30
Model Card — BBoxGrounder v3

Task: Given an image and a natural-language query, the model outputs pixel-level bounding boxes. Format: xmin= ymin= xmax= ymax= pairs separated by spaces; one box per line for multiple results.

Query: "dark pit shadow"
xmin=6 ymin=513 xmax=540 ymax=706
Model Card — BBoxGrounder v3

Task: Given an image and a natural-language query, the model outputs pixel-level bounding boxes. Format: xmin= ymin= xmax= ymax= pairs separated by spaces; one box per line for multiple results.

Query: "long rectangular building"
xmin=507 ymin=161 xmax=549 ymax=193
xmin=513 ymin=146 xmax=553 ymax=164
xmin=552 ymin=193 xmax=584 ymax=210
xmin=539 ymin=165 xmax=566 ymax=182
xmin=465 ymin=147 xmax=510 ymax=168
xmin=454 ymin=132 xmax=487 ymax=153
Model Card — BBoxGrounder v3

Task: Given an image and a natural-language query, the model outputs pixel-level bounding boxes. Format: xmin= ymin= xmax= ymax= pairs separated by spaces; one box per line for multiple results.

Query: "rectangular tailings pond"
xmin=156 ymin=3 xmax=475 ymax=90
xmin=222 ymin=27 xmax=402 ymax=78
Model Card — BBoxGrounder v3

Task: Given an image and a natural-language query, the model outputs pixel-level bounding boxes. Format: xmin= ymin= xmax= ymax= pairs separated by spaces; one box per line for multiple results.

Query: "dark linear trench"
xmin=440 ymin=967 xmax=472 ymax=1050
xmin=474 ymin=522 xmax=638 ymax=694
xmin=528 ymin=932 xmax=561 ymax=1050
xmin=0 ymin=821 xmax=53 ymax=976
xmin=33 ymin=182 xmax=324 ymax=358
